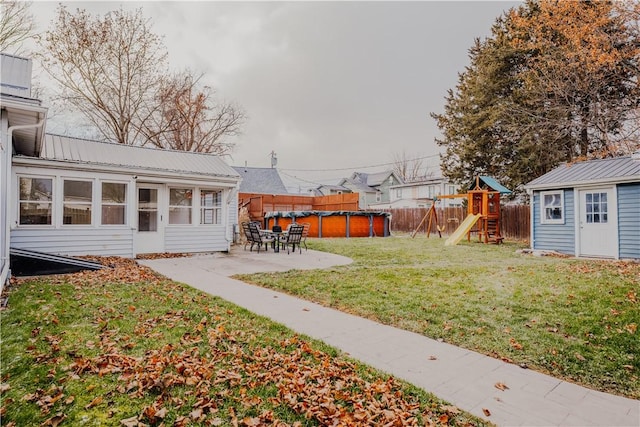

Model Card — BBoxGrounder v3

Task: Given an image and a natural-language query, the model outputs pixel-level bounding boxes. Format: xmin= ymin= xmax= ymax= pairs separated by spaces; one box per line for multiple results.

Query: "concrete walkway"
xmin=139 ymin=249 xmax=639 ymax=427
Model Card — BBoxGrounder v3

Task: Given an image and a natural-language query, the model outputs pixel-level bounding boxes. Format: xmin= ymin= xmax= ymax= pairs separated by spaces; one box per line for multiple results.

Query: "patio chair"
xmin=300 ymin=222 xmax=311 ymax=251
xmin=281 ymin=223 xmax=304 ymax=254
xmin=245 ymin=222 xmax=275 ymax=252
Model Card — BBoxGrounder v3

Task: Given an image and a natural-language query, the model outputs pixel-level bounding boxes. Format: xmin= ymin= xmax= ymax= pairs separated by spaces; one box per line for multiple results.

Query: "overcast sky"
xmin=31 ymin=1 xmax=520 ymax=191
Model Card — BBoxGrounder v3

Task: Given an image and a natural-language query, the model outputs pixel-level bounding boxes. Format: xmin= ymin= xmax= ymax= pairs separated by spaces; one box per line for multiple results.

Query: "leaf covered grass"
xmin=235 ymin=237 xmax=640 ymax=399
xmin=0 ymin=257 xmax=487 ymax=426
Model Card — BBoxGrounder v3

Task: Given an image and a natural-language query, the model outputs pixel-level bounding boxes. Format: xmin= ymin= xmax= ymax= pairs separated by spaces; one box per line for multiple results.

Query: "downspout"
xmin=1 ymin=120 xmax=46 ymax=289
xmin=526 ymin=189 xmax=534 ymax=250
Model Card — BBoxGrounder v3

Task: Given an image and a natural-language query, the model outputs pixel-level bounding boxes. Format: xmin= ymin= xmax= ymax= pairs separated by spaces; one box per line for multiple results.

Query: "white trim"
xmin=525 ymin=176 xmax=639 ymax=191
xmin=540 ymin=190 xmax=565 ymax=224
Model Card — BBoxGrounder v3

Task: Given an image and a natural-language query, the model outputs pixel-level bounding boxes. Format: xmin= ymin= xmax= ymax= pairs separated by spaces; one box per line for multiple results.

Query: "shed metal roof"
xmin=525 ymin=155 xmax=640 ymax=190
xmin=33 ymin=134 xmax=240 ymax=180
xmin=232 ymin=166 xmax=288 ymax=194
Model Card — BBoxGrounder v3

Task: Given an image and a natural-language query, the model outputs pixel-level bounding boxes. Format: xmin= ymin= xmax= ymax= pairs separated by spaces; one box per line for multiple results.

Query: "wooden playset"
xmin=412 ymin=176 xmax=511 ymax=245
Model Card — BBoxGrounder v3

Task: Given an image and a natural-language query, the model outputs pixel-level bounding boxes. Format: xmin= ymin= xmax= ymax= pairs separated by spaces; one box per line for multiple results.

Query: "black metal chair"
xmin=243 ymin=221 xmax=274 ymax=252
xmin=281 ymin=223 xmax=304 ymax=254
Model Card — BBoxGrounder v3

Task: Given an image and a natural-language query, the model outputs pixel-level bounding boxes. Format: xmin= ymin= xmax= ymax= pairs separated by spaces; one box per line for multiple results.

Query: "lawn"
xmin=0 ymin=257 xmax=487 ymax=426
xmin=234 ymin=236 xmax=639 ymax=400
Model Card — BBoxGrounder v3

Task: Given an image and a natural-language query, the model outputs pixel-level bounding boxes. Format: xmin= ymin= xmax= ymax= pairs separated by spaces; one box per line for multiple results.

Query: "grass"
xmin=0 ymin=257 xmax=487 ymax=426
xmin=234 ymin=236 xmax=640 ymax=399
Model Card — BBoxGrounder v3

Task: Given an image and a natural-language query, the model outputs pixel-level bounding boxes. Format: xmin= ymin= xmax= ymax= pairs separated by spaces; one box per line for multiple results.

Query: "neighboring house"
xmin=311 ymin=184 xmax=351 ymax=197
xmin=1 ymin=53 xmax=48 ymax=289
xmin=232 ymin=166 xmax=288 ymax=195
xmin=339 ymin=171 xmax=403 ymax=209
xmin=2 ymin=53 xmax=241 ymax=291
xmin=374 ymin=176 xmax=462 ymax=209
xmin=524 ymin=154 xmax=640 ymax=259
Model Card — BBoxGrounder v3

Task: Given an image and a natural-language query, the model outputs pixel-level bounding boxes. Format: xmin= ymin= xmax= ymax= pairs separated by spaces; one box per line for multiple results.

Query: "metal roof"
xmin=525 ymin=155 xmax=640 ymax=190
xmin=469 ymin=176 xmax=512 ymax=194
xmin=232 ymin=166 xmax=288 ymax=194
xmin=34 ymin=134 xmax=240 ymax=180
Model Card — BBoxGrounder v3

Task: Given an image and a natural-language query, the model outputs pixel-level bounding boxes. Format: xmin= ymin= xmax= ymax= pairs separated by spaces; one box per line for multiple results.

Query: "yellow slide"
xmin=444 ymin=213 xmax=482 ymax=246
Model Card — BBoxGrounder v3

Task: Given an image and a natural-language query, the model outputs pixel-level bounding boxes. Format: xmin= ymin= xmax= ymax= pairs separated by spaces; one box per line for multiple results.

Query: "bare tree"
xmin=142 ymin=71 xmax=245 ymax=155
xmin=0 ymin=0 xmax=34 ymax=54
xmin=392 ymin=151 xmax=430 ymax=183
xmin=37 ymin=5 xmax=168 ymax=145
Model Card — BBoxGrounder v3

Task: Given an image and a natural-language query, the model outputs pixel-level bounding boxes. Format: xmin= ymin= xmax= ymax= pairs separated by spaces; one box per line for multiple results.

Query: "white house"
xmin=1 ymin=53 xmax=48 ymax=288
xmin=11 ymin=135 xmax=240 ymax=258
xmin=370 ymin=177 xmax=462 ymax=209
xmin=1 ymin=53 xmax=240 ymax=290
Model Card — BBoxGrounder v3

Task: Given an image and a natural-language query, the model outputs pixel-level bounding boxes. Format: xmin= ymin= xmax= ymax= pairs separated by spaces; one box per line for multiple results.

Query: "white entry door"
xmin=578 ymin=187 xmax=617 ymax=258
xmin=135 ymin=184 xmax=165 ymax=254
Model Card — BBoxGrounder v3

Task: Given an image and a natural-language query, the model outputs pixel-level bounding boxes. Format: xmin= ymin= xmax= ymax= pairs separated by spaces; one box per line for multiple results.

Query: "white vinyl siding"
xmin=11 ymin=228 xmax=134 ymax=257
xmin=165 ymin=227 xmax=228 ymax=253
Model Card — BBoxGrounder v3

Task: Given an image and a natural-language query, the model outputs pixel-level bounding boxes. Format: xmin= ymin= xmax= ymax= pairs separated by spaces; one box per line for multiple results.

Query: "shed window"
xmin=102 ymin=182 xmax=127 ymax=225
xmin=19 ymin=177 xmax=53 ymax=225
xmin=63 ymin=180 xmax=93 ymax=225
xmin=169 ymin=188 xmax=192 ymax=224
xmin=200 ymin=190 xmax=221 ymax=225
xmin=540 ymin=190 xmax=564 ymax=224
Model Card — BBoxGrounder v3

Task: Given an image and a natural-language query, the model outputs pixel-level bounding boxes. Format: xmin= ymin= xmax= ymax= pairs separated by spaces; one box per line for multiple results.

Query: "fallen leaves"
xmin=494 ymin=382 xmax=509 ymax=391
xmin=4 ymin=256 xmax=477 ymax=426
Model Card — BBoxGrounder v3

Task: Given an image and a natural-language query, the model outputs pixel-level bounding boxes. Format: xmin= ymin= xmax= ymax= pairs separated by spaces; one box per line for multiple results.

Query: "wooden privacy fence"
xmin=239 ymin=193 xmax=360 ymax=224
xmin=382 ymin=205 xmax=530 ymax=241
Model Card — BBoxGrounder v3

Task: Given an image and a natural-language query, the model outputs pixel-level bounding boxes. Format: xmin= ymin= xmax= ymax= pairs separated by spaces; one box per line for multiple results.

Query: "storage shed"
xmin=524 ymin=154 xmax=640 ymax=259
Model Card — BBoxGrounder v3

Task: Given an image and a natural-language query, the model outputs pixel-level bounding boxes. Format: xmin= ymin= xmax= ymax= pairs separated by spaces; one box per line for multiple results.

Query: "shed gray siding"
xmin=532 ymin=189 xmax=575 ymax=254
xmin=617 ymin=183 xmax=640 ymax=259
xmin=11 ymin=228 xmax=134 ymax=257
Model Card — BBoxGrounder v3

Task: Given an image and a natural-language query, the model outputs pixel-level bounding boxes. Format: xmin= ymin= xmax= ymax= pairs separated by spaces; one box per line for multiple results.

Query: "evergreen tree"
xmin=433 ymin=0 xmax=640 ymax=193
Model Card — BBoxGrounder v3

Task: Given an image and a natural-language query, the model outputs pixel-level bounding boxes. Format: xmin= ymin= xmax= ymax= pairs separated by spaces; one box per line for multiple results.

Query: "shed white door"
xmin=578 ymin=187 xmax=617 ymax=258
xmin=135 ymin=184 xmax=164 ymax=254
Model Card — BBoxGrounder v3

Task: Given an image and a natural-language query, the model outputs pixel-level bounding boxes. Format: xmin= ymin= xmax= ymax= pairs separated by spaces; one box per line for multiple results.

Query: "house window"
xmin=200 ymin=190 xmax=221 ymax=225
xmin=102 ymin=182 xmax=127 ymax=225
xmin=19 ymin=177 xmax=53 ymax=225
xmin=585 ymin=192 xmax=608 ymax=224
xmin=540 ymin=190 xmax=564 ymax=224
xmin=396 ymin=189 xmax=402 ymax=198
xmin=169 ymin=188 xmax=192 ymax=224
xmin=376 ymin=192 xmax=381 ymax=202
xmin=63 ymin=180 xmax=93 ymax=225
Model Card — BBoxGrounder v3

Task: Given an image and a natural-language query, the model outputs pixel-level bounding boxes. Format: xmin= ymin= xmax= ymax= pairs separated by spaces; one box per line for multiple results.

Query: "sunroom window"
xmin=200 ymin=190 xmax=221 ymax=225
xmin=102 ymin=182 xmax=127 ymax=225
xmin=63 ymin=180 xmax=93 ymax=225
xmin=19 ymin=177 xmax=53 ymax=225
xmin=169 ymin=188 xmax=192 ymax=224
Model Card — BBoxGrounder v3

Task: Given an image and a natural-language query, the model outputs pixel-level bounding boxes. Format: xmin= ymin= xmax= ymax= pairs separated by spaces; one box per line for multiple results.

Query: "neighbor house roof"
xmin=232 ymin=166 xmax=288 ymax=194
xmin=350 ymin=170 xmax=402 ymax=186
xmin=525 ymin=154 xmax=640 ymax=190
xmin=339 ymin=178 xmax=378 ymax=193
xmin=14 ymin=134 xmax=240 ymax=182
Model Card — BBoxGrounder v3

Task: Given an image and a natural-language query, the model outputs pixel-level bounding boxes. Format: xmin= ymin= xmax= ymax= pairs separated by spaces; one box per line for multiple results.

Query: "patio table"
xmin=261 ymin=229 xmax=287 ymax=253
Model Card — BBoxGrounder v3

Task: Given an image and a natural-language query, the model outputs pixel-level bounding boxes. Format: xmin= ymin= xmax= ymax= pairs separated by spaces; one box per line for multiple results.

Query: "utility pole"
xmin=270 ymin=151 xmax=277 ymax=168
